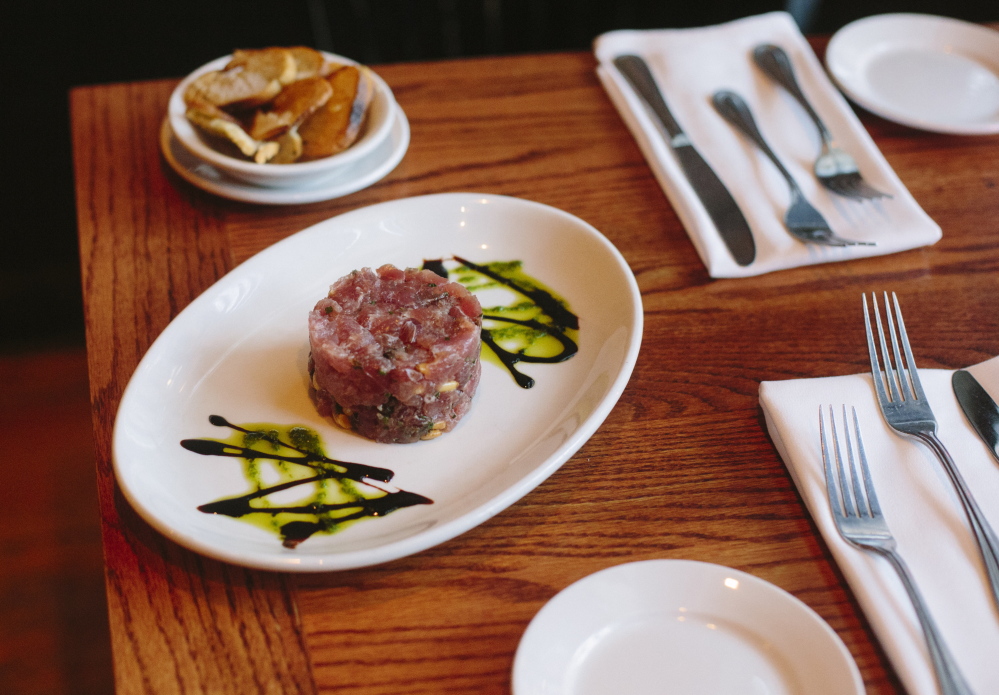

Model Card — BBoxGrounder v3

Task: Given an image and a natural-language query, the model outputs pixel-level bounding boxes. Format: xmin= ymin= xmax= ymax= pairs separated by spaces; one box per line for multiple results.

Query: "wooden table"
xmin=71 ymin=40 xmax=999 ymax=695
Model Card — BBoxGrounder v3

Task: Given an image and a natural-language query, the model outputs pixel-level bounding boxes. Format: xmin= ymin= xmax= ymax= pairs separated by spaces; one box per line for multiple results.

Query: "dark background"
xmin=4 ymin=0 xmax=994 ymax=352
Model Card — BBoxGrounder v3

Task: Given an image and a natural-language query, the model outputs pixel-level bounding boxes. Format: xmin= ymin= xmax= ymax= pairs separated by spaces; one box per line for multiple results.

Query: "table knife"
xmin=953 ymin=369 xmax=999 ymax=464
xmin=613 ymin=54 xmax=756 ymax=267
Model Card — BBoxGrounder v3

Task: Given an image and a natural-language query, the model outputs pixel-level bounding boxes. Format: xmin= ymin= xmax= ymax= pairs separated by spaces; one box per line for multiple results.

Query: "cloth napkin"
xmin=760 ymin=356 xmax=999 ymax=694
xmin=594 ymin=12 xmax=942 ymax=278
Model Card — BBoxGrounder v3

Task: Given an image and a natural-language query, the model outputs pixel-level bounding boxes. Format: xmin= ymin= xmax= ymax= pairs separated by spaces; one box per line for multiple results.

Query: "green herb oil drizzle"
xmin=181 ymin=415 xmax=432 ymax=548
xmin=423 ymin=257 xmax=579 ymax=388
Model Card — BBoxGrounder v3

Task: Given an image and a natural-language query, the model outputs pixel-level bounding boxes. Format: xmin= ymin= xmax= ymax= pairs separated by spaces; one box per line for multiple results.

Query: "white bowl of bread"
xmin=168 ymin=47 xmax=397 ymax=188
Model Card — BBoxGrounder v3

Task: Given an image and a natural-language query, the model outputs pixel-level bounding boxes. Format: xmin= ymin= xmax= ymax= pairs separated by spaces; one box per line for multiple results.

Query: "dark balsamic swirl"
xmin=182 ymin=415 xmax=432 ymax=548
xmin=425 ymin=257 xmax=579 ymax=388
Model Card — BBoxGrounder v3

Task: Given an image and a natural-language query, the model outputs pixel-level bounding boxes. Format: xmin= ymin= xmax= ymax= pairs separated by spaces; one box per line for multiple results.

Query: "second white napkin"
xmin=594 ymin=12 xmax=942 ymax=278
xmin=759 ymin=356 xmax=999 ymax=695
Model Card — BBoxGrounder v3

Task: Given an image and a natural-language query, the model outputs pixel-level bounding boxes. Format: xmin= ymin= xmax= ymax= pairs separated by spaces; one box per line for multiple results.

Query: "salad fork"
xmin=820 ymin=405 xmax=975 ymax=695
xmin=753 ymin=44 xmax=891 ymax=201
xmin=712 ymin=90 xmax=874 ymax=248
xmin=864 ymin=291 xmax=999 ymax=611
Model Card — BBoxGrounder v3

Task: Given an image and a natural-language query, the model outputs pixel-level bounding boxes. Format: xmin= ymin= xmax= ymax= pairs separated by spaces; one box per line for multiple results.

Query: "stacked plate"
xmin=161 ymin=52 xmax=410 ymax=204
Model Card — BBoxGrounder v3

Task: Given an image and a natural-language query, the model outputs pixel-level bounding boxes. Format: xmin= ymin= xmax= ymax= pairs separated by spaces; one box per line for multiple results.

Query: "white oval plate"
xmin=112 ymin=193 xmax=643 ymax=571
xmin=826 ymin=14 xmax=999 ymax=135
xmin=513 ymin=560 xmax=863 ymax=695
xmin=160 ymin=108 xmax=409 ymax=205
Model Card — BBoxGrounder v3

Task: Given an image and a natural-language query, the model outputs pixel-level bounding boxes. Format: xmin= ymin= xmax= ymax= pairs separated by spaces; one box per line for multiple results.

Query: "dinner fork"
xmin=753 ymin=44 xmax=892 ymax=201
xmin=820 ymin=405 xmax=975 ymax=695
xmin=865 ymin=292 xmax=999 ymax=612
xmin=712 ymin=90 xmax=874 ymax=248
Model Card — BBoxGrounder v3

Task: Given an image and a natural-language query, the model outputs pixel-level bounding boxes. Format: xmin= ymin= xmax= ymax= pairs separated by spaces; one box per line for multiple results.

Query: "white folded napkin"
xmin=760 ymin=356 xmax=999 ymax=694
xmin=594 ymin=12 xmax=942 ymax=278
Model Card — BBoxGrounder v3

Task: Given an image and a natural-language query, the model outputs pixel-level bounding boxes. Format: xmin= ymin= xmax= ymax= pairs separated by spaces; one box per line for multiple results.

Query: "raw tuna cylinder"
xmin=308 ymin=264 xmax=483 ymax=443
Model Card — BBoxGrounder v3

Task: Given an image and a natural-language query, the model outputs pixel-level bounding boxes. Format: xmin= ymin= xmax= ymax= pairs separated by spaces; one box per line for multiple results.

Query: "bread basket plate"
xmin=167 ymin=51 xmax=398 ymax=187
xmin=112 ymin=193 xmax=643 ymax=571
xmin=160 ymin=108 xmax=409 ymax=204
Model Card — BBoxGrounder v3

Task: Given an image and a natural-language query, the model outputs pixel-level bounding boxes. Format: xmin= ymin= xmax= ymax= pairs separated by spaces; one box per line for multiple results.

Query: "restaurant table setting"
xmin=762 ymin=328 xmax=999 ymax=694
xmin=594 ymin=12 xmax=942 ymax=278
xmin=69 ymin=8 xmax=999 ymax=695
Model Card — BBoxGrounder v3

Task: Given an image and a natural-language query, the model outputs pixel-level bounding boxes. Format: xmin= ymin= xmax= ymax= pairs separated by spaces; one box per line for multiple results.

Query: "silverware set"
xmin=818 ymin=291 xmax=999 ymax=694
xmin=708 ymin=43 xmax=886 ymax=248
xmin=613 ymin=44 xmax=890 ymax=259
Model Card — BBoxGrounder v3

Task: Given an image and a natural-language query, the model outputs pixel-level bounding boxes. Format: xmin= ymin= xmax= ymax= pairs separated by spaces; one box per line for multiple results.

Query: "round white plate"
xmin=826 ymin=14 xmax=999 ymax=135
xmin=112 ymin=193 xmax=643 ymax=571
xmin=159 ymin=107 xmax=410 ymax=204
xmin=513 ymin=560 xmax=863 ymax=695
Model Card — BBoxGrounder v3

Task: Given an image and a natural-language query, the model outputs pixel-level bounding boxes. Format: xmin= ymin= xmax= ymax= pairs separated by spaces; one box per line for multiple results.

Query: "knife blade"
xmin=613 ymin=54 xmax=756 ymax=267
xmin=952 ymin=369 xmax=999 ymax=464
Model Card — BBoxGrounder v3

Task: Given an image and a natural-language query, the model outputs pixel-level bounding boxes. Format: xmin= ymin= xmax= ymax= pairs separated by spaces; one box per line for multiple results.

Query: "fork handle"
xmin=752 ymin=44 xmax=832 ymax=143
xmin=878 ymin=548 xmax=977 ymax=695
xmin=711 ymin=90 xmax=799 ymax=194
xmin=918 ymin=431 xmax=999 ymax=612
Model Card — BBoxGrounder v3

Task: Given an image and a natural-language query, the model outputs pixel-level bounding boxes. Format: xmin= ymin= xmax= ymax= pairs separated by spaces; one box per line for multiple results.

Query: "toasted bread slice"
xmin=186 ymin=99 xmax=279 ymax=162
xmin=270 ymin=127 xmax=304 ymax=164
xmin=226 ymin=47 xmax=297 ymax=85
xmin=249 ymin=76 xmax=333 ymax=141
xmin=298 ymin=66 xmax=374 ymax=161
xmin=185 ymin=100 xmax=259 ymax=156
xmin=184 ymin=67 xmax=283 ymax=109
xmin=288 ymin=46 xmax=327 ymax=79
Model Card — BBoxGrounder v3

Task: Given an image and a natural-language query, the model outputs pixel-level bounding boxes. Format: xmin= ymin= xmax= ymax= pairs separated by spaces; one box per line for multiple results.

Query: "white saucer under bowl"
xmin=160 ymin=108 xmax=409 ymax=205
xmin=826 ymin=14 xmax=999 ymax=135
xmin=512 ymin=559 xmax=863 ymax=695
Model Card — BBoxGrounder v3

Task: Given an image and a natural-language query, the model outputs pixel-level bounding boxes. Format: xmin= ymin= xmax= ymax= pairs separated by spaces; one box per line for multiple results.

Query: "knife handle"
xmin=613 ymin=55 xmax=683 ymax=139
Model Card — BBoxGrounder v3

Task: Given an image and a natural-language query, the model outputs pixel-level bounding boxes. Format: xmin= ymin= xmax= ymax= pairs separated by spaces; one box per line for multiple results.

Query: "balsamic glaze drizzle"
xmin=182 ymin=415 xmax=432 ymax=548
xmin=185 ymin=414 xmax=394 ymax=483
xmin=425 ymin=257 xmax=579 ymax=389
xmin=453 ymin=256 xmax=579 ymax=331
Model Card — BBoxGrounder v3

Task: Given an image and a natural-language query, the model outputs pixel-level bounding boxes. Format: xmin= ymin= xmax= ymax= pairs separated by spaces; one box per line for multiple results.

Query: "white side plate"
xmin=827 ymin=14 xmax=999 ymax=135
xmin=513 ymin=560 xmax=863 ymax=695
xmin=112 ymin=193 xmax=643 ymax=571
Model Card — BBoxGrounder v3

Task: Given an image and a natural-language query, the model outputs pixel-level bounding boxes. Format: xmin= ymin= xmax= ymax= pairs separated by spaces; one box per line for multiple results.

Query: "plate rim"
xmin=511 ymin=558 xmax=864 ymax=694
xmin=159 ymin=109 xmax=410 ymax=205
xmin=826 ymin=12 xmax=999 ymax=135
xmin=111 ymin=192 xmax=644 ymax=571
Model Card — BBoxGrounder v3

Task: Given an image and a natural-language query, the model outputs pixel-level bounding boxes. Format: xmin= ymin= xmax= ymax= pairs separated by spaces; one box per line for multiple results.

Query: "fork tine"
xmin=841 ymin=405 xmax=868 ymax=516
xmin=883 ymin=291 xmax=915 ymax=403
xmin=820 ymin=406 xmax=846 ymax=520
xmin=864 ymin=294 xmax=895 ymax=405
xmin=851 ymin=406 xmax=882 ymax=518
xmin=831 ymin=405 xmax=862 ymax=516
xmin=874 ymin=293 xmax=904 ymax=402
xmin=828 ymin=177 xmax=865 ymax=200
xmin=890 ymin=292 xmax=928 ymax=403
xmin=836 ymin=174 xmax=891 ymax=201
xmin=851 ymin=177 xmax=893 ymax=200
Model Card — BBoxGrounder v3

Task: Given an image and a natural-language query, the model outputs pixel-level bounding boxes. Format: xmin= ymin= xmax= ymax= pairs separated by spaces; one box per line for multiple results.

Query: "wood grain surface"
xmin=71 ymin=41 xmax=999 ymax=695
